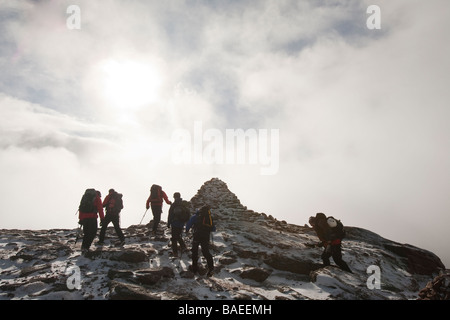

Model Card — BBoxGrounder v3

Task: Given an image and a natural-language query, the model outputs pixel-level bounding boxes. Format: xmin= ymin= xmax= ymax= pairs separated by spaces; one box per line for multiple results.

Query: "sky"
xmin=1 ymin=0 xmax=449 ymax=267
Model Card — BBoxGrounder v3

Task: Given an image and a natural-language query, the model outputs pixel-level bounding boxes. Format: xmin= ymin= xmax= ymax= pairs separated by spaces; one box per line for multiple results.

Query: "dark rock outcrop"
xmin=0 ymin=178 xmax=446 ymax=300
xmin=383 ymin=243 xmax=445 ymax=275
xmin=239 ymin=267 xmax=272 ymax=282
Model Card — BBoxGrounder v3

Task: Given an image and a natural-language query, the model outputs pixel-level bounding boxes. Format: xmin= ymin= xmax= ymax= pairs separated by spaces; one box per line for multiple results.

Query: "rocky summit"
xmin=0 ymin=178 xmax=447 ymax=300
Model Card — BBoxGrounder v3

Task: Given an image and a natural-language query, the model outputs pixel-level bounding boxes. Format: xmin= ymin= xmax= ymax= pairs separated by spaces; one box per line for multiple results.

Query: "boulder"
xmin=264 ymin=254 xmax=321 ymax=275
xmin=108 ymin=267 xmax=175 ymax=286
xmin=384 ymin=244 xmax=445 ymax=275
xmin=239 ymin=267 xmax=272 ymax=282
xmin=109 ymin=281 xmax=160 ymax=300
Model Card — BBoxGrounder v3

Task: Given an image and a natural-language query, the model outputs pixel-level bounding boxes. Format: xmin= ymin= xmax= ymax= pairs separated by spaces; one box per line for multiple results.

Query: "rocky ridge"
xmin=0 ymin=178 xmax=446 ymax=300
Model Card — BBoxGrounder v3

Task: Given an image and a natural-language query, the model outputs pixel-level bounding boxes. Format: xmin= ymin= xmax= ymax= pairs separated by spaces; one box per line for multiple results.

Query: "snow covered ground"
xmin=0 ymin=178 xmax=445 ymax=301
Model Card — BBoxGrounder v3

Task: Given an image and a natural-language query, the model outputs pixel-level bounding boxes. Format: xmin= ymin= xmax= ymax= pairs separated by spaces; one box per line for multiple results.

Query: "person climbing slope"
xmin=78 ymin=189 xmax=104 ymax=255
xmin=167 ymin=192 xmax=190 ymax=257
xmin=186 ymin=205 xmax=216 ymax=277
xmin=146 ymin=184 xmax=172 ymax=235
xmin=98 ymin=188 xmax=125 ymax=246
xmin=309 ymin=212 xmax=352 ymax=273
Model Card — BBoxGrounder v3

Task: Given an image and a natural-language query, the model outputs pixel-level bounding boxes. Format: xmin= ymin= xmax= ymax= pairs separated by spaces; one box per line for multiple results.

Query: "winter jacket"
xmin=146 ymin=190 xmax=171 ymax=208
xmin=79 ymin=195 xmax=104 ymax=221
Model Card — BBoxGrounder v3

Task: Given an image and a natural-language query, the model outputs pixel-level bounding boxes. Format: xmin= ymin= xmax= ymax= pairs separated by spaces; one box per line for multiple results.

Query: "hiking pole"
xmin=139 ymin=209 xmax=148 ymax=225
xmin=74 ymin=209 xmax=81 ymax=246
xmin=210 ymin=232 xmax=217 ymax=270
xmin=75 ymin=222 xmax=83 ymax=245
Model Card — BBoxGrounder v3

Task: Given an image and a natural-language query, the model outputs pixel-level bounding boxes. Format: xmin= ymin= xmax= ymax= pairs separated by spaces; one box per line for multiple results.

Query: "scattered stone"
xmin=418 ymin=270 xmax=450 ymax=300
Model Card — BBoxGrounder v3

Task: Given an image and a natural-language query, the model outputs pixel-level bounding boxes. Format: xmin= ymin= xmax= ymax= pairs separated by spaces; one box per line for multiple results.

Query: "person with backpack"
xmin=98 ymin=189 xmax=125 ymax=246
xmin=308 ymin=212 xmax=352 ymax=273
xmin=167 ymin=192 xmax=190 ymax=257
xmin=186 ymin=205 xmax=216 ymax=277
xmin=78 ymin=189 xmax=104 ymax=255
xmin=146 ymin=184 xmax=172 ymax=235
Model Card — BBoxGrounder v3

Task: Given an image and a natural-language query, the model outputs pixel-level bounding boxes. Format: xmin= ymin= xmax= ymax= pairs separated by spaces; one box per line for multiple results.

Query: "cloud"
xmin=1 ymin=0 xmax=450 ymax=267
xmin=0 ymin=93 xmax=127 ymax=229
xmin=0 ymin=94 xmax=119 ymax=157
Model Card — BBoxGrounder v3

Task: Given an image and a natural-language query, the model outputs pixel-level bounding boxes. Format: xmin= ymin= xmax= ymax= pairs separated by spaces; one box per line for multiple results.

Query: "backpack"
xmin=150 ymin=184 xmax=162 ymax=202
xmin=173 ymin=203 xmax=190 ymax=223
xmin=79 ymin=189 xmax=97 ymax=213
xmin=116 ymin=194 xmax=123 ymax=211
xmin=108 ymin=192 xmax=123 ymax=214
xmin=195 ymin=206 xmax=213 ymax=233
xmin=327 ymin=216 xmax=346 ymax=239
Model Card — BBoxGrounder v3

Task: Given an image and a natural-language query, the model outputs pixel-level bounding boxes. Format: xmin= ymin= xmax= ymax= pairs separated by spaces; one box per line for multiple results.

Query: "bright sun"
xmin=99 ymin=59 xmax=162 ymax=109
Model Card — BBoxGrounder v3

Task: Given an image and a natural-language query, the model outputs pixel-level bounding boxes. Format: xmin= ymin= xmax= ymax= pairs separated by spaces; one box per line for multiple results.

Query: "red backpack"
xmin=150 ymin=184 xmax=162 ymax=202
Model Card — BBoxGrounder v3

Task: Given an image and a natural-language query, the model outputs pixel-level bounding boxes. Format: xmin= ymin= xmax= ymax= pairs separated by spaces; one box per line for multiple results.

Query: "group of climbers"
xmin=77 ymin=184 xmax=216 ymax=277
xmin=78 ymin=184 xmax=352 ymax=277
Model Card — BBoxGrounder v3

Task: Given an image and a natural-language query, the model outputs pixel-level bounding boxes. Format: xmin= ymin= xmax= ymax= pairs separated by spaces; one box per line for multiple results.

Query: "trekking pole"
xmin=74 ymin=209 xmax=81 ymax=246
xmin=210 ymin=232 xmax=217 ymax=269
xmin=139 ymin=209 xmax=148 ymax=225
xmin=75 ymin=222 xmax=83 ymax=245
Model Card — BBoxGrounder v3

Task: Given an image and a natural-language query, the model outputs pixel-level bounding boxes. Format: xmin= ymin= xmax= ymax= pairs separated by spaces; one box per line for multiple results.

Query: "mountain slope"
xmin=0 ymin=178 xmax=446 ymax=300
